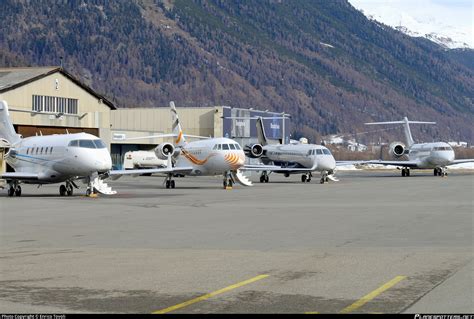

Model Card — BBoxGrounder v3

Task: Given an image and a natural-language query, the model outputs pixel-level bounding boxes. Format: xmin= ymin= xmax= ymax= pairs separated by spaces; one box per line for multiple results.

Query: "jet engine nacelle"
xmin=154 ymin=143 xmax=175 ymax=160
xmin=244 ymin=143 xmax=264 ymax=158
xmin=389 ymin=142 xmax=406 ymax=158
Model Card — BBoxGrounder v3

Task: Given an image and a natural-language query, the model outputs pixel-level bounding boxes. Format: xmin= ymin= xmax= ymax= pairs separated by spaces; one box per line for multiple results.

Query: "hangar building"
xmin=0 ymin=67 xmax=290 ymax=170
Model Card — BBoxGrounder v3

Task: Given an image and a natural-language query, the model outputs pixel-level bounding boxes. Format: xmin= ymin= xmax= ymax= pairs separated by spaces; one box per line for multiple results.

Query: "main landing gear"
xmin=59 ymin=181 xmax=75 ymax=196
xmin=301 ymin=172 xmax=312 ymax=183
xmin=260 ymin=171 xmax=269 ymax=183
xmin=165 ymin=174 xmax=176 ymax=189
xmin=434 ymin=167 xmax=447 ymax=177
xmin=401 ymin=167 xmax=411 ymax=177
xmin=7 ymin=181 xmax=21 ymax=197
xmin=223 ymin=171 xmax=234 ymax=189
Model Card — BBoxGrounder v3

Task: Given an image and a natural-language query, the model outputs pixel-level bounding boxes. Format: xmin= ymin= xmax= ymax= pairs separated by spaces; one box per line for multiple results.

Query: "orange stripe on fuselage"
xmin=182 ymin=149 xmax=213 ymax=165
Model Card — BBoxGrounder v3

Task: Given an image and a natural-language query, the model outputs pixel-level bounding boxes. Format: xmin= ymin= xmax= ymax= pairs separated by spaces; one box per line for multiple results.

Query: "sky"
xmin=348 ymin=0 xmax=473 ymax=48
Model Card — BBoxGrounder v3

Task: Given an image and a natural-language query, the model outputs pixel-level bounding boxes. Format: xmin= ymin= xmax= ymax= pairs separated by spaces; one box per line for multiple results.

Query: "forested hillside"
xmin=1 ymin=0 xmax=473 ymax=143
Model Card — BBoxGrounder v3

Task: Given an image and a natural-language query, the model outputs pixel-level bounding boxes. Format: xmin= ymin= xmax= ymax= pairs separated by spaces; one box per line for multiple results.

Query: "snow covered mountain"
xmin=349 ymin=0 xmax=473 ymax=49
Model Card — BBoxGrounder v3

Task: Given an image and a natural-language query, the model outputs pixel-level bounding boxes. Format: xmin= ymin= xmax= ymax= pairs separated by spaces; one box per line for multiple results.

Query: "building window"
xmin=32 ymin=95 xmax=78 ymax=114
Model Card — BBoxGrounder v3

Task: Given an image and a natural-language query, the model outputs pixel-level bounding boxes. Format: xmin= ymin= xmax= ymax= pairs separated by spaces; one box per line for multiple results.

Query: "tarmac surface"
xmin=0 ymin=170 xmax=473 ymax=313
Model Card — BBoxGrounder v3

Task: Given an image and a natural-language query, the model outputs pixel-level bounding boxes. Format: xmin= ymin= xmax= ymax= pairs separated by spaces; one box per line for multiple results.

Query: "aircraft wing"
xmin=108 ymin=166 xmax=194 ymax=177
xmin=350 ymin=160 xmax=420 ymax=168
xmin=241 ymin=164 xmax=317 ymax=173
xmin=448 ymin=159 xmax=474 ymax=165
xmin=1 ymin=172 xmax=39 ymax=180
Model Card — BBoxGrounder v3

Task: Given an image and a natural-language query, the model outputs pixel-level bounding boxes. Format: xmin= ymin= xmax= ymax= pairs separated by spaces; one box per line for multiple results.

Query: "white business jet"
xmin=113 ymin=102 xmax=252 ymax=189
xmin=0 ymin=100 xmax=191 ymax=196
xmin=238 ymin=117 xmax=338 ymax=184
xmin=361 ymin=117 xmax=474 ymax=177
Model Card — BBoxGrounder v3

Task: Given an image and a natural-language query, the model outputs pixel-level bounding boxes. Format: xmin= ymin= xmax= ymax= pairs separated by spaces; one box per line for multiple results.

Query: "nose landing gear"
xmin=320 ymin=171 xmax=329 ymax=184
xmin=434 ymin=167 xmax=447 ymax=177
xmin=223 ymin=171 xmax=234 ymax=189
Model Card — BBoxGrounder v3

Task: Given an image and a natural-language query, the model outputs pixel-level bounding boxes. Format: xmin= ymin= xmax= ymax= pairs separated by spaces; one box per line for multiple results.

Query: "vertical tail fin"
xmin=365 ymin=117 xmax=436 ymax=147
xmin=256 ymin=117 xmax=268 ymax=146
xmin=0 ymin=100 xmax=21 ymax=145
xmin=169 ymin=101 xmax=186 ymax=147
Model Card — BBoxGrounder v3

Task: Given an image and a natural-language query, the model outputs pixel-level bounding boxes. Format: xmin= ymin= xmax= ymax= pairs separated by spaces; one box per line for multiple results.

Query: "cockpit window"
xmin=316 ymin=149 xmax=323 ymax=155
xmin=213 ymin=144 xmax=218 ymax=150
xmin=433 ymin=146 xmax=452 ymax=151
xmin=323 ymin=149 xmax=331 ymax=155
xmin=68 ymin=140 xmax=79 ymax=147
xmin=79 ymin=140 xmax=97 ymax=149
xmin=229 ymin=144 xmax=236 ymax=150
xmin=93 ymin=140 xmax=107 ymax=149
xmin=222 ymin=144 xmax=229 ymax=150
xmin=234 ymin=144 xmax=241 ymax=150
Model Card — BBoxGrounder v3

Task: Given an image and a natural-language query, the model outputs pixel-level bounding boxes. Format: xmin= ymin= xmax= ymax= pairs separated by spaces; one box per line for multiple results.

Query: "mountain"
xmin=349 ymin=0 xmax=473 ymax=50
xmin=1 ymin=0 xmax=473 ymax=143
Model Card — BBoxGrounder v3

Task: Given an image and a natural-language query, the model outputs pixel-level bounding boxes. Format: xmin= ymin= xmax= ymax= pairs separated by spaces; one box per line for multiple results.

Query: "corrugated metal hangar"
xmin=0 ymin=67 xmax=290 ymax=169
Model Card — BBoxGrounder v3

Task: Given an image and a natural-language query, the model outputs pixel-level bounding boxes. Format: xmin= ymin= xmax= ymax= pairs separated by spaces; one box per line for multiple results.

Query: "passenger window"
xmin=222 ymin=144 xmax=229 ymax=150
xmin=79 ymin=140 xmax=96 ymax=148
xmin=40 ymin=147 xmax=43 ymax=154
xmin=316 ymin=149 xmax=323 ymax=155
xmin=50 ymin=147 xmax=53 ymax=154
xmin=229 ymin=144 xmax=236 ymax=150
xmin=26 ymin=148 xmax=29 ymax=155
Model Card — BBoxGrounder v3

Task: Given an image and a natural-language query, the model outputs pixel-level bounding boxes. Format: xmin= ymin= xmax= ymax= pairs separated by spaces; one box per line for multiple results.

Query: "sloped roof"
xmin=0 ymin=66 xmax=116 ymax=109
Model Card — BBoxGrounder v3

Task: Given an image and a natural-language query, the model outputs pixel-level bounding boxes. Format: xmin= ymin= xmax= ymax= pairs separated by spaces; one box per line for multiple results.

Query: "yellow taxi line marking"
xmin=152 ymin=274 xmax=270 ymax=314
xmin=339 ymin=275 xmax=406 ymax=314
xmin=305 ymin=311 xmax=319 ymax=314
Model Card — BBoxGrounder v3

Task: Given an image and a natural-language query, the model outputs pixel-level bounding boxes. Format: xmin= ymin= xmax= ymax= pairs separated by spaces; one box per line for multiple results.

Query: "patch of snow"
xmin=349 ymin=0 xmax=473 ymax=49
xmin=448 ymin=162 xmax=474 ymax=169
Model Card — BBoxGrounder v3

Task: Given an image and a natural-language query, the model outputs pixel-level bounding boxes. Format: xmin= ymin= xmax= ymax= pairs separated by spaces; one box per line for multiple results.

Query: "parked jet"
xmin=361 ymin=117 xmax=474 ymax=176
xmin=113 ymin=102 xmax=252 ymax=189
xmin=0 ymin=100 xmax=191 ymax=197
xmin=239 ymin=117 xmax=338 ymax=184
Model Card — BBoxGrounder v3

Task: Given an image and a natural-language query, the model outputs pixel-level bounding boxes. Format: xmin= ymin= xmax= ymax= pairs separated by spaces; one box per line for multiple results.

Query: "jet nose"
xmin=319 ymin=156 xmax=336 ymax=171
xmin=94 ymin=152 xmax=113 ymax=172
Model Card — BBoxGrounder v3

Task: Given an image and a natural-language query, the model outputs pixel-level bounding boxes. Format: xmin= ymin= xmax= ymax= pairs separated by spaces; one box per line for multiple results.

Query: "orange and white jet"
xmin=114 ymin=102 xmax=251 ymax=188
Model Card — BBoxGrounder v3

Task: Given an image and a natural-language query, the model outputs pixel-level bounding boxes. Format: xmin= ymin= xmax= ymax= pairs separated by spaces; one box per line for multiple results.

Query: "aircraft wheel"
xmin=265 ymin=175 xmax=269 ymax=183
xmin=59 ymin=185 xmax=67 ymax=196
xmin=301 ymin=175 xmax=307 ymax=183
xmin=325 ymin=177 xmax=329 ymax=182
xmin=170 ymin=180 xmax=175 ymax=189
xmin=223 ymin=180 xmax=227 ymax=189
xmin=320 ymin=178 xmax=325 ymax=184
xmin=260 ymin=175 xmax=265 ymax=183
xmin=86 ymin=188 xmax=91 ymax=196
xmin=8 ymin=186 xmax=15 ymax=197
xmin=407 ymin=169 xmax=410 ymax=177
xmin=434 ymin=168 xmax=438 ymax=176
xmin=15 ymin=186 xmax=22 ymax=197
xmin=401 ymin=169 xmax=406 ymax=177
xmin=165 ymin=180 xmax=170 ymax=189
xmin=67 ymin=187 xmax=73 ymax=196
